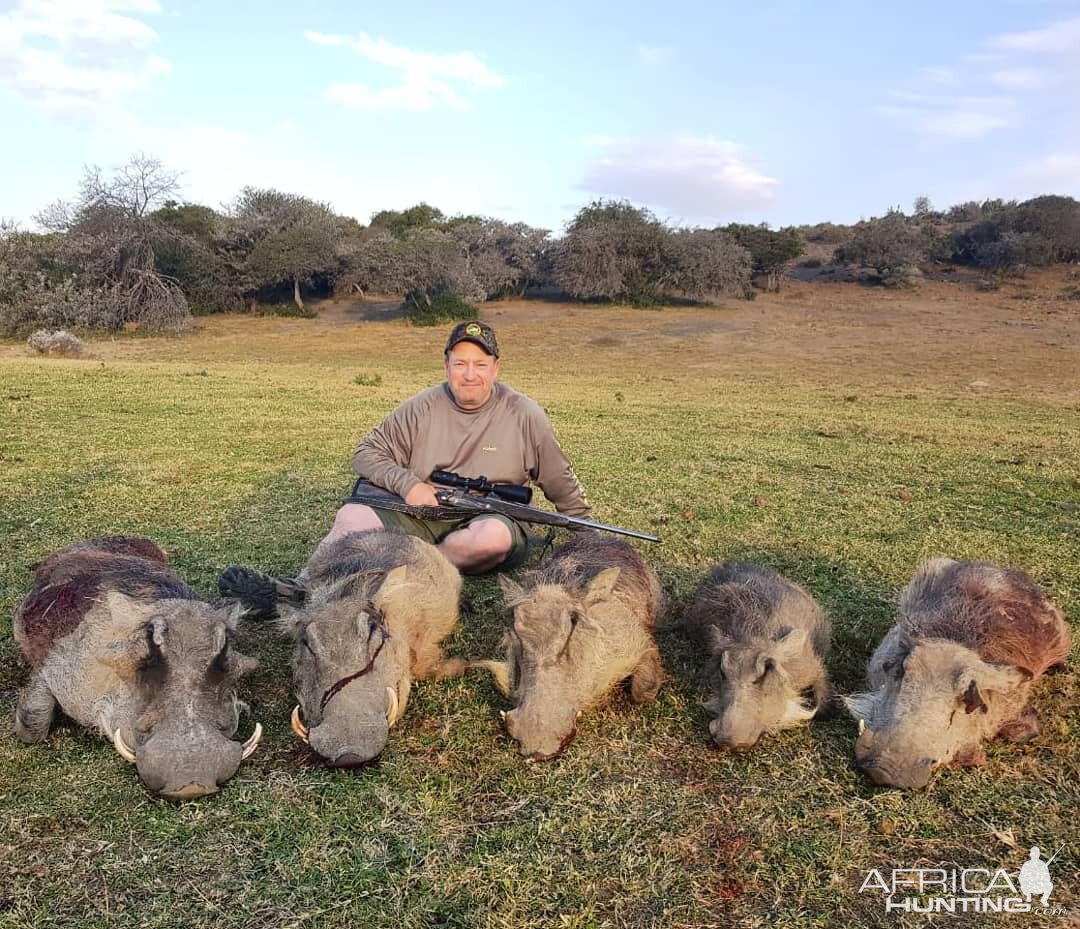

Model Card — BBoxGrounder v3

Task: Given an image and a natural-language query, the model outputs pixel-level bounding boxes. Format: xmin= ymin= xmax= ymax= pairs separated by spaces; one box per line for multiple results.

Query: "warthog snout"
xmin=502 ymin=705 xmax=578 ymax=761
xmin=851 ymin=725 xmax=936 ymax=789
xmin=707 ymin=717 xmax=762 ymax=753
xmin=853 ymin=752 xmax=936 ymax=790
xmin=128 ymin=724 xmax=261 ymax=800
xmin=296 ymin=697 xmax=394 ymax=767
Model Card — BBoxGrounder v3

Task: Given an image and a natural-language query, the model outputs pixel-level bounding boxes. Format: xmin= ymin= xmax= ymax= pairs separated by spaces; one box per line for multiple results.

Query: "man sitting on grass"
xmin=220 ymin=320 xmax=591 ymax=614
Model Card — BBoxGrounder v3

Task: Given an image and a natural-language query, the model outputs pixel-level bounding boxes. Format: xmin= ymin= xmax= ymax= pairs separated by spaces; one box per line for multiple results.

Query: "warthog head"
xmin=284 ymin=567 xmax=409 ymax=767
xmin=845 ymin=640 xmax=1029 ymax=790
xmin=492 ymin=568 xmax=623 ymax=761
xmin=704 ymin=628 xmax=817 ymax=751
xmin=106 ymin=592 xmax=262 ymax=800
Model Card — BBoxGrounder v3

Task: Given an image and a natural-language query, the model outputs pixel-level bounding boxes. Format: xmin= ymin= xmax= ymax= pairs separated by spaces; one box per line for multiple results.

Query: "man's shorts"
xmin=370 ymin=507 xmax=530 ymax=571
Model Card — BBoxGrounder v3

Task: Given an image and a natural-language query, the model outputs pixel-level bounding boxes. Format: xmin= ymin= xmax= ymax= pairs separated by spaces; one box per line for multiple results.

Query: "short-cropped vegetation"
xmin=0 ymin=295 xmax=1076 ymax=929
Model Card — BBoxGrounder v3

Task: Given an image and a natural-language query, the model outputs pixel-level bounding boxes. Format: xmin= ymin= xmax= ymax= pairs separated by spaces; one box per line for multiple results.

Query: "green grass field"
xmin=1 ymin=297 xmax=1077 ymax=928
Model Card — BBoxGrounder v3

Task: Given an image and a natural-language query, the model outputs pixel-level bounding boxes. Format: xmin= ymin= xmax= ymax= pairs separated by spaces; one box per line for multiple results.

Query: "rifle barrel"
xmin=436 ymin=491 xmax=661 ymax=543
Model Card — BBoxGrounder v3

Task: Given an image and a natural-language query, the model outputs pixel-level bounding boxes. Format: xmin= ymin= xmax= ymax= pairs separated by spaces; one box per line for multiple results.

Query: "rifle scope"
xmin=430 ymin=470 xmax=533 ymax=505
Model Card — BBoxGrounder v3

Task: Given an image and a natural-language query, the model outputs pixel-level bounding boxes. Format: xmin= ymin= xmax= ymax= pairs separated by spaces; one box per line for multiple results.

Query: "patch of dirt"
xmin=298 ymin=271 xmax=1080 ymax=399
xmin=8 ymin=269 xmax=1076 ymax=400
xmin=299 ymin=267 xmax=1076 ymax=400
xmin=312 ymin=294 xmax=404 ymax=323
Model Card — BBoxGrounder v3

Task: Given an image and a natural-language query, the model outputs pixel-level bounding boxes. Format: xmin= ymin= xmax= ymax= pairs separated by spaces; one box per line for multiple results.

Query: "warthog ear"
xmin=708 ymin=627 xmax=735 ymax=654
xmin=754 ymin=653 xmax=777 ymax=681
xmin=97 ymin=592 xmax=161 ymax=673
xmin=584 ymin=567 xmax=621 ymax=605
xmin=498 ymin=575 xmax=527 ymax=607
xmin=211 ymin=622 xmax=228 ymax=656
xmin=961 ymin=680 xmax=988 ymax=714
xmin=843 ymin=691 xmax=878 ymax=723
xmin=102 ymin=589 xmax=158 ymax=626
xmin=376 ymin=565 xmax=410 ymax=607
xmin=224 ymin=601 xmax=248 ymax=628
xmin=956 ymin=661 xmax=1028 ymax=713
xmin=773 ymin=627 xmax=808 ymax=661
xmin=276 ymin=605 xmax=306 ymax=637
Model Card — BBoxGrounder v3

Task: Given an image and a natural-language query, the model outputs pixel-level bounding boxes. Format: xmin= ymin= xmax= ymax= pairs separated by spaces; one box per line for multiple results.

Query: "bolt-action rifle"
xmin=344 ymin=471 xmax=660 ymax=543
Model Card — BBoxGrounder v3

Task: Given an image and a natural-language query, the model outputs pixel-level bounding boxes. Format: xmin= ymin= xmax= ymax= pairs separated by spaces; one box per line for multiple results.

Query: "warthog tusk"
xmin=291 ymin=706 xmax=310 ymax=742
xmin=386 ymin=687 xmax=401 ymax=727
xmin=858 ymin=718 xmax=866 ymax=735
xmin=498 ymin=710 xmax=507 ymax=722
xmin=112 ymin=728 xmax=137 ymax=764
xmin=241 ymin=722 xmax=263 ymax=760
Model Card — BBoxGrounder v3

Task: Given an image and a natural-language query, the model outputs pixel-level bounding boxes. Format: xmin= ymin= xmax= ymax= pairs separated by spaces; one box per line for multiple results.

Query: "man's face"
xmin=445 ymin=341 xmax=499 ymax=410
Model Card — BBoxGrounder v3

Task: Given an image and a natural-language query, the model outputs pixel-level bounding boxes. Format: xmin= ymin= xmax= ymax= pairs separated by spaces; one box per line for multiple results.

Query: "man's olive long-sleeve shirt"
xmin=351 ymin=382 xmax=591 ymax=517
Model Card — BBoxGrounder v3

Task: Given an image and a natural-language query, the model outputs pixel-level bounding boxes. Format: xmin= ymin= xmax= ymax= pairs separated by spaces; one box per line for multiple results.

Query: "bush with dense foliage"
xmin=552 ymin=201 xmax=751 ymax=303
xmin=834 ymin=211 xmax=926 ymax=286
xmin=26 ymin=328 xmax=86 ymax=356
xmin=7 ymin=152 xmax=1080 ymax=332
xmin=721 ymin=223 xmax=803 ymax=291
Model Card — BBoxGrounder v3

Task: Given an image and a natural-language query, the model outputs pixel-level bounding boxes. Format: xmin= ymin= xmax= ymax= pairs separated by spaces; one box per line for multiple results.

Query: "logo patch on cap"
xmin=466 ymin=323 xmax=482 ymax=337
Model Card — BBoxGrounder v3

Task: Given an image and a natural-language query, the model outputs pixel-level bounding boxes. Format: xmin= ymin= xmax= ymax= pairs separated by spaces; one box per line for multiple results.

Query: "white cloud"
xmin=0 ymin=0 xmax=169 ymax=118
xmin=988 ymin=15 xmax=1080 ymax=53
xmin=880 ymin=96 xmax=1017 ymax=139
xmin=306 ymin=30 xmax=504 ymax=112
xmin=881 ymin=15 xmax=1080 ymax=140
xmin=327 ymin=78 xmax=467 ymax=112
xmin=1019 ymin=152 xmax=1080 ymax=188
xmin=989 ymin=67 xmax=1048 ymax=89
xmin=579 ymin=135 xmax=778 ymax=222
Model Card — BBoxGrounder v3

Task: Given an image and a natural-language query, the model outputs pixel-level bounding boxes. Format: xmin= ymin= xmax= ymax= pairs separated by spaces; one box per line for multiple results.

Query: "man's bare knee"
xmin=327 ymin=504 xmax=383 ymax=541
xmin=439 ymin=518 xmax=512 ymax=573
xmin=468 ymin=518 xmax=512 ymax=556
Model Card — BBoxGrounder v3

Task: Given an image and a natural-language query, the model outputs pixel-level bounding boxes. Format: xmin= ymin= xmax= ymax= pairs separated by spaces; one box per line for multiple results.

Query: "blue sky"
xmin=2 ymin=0 xmax=1079 ymax=233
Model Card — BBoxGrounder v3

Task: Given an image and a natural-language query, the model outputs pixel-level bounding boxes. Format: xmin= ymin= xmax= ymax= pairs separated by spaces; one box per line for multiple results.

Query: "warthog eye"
xmin=882 ymin=659 xmax=904 ymax=680
xmin=755 ymin=658 xmax=776 ymax=684
xmin=569 ymin=610 xmax=581 ymax=627
xmin=367 ymin=609 xmax=389 ymax=641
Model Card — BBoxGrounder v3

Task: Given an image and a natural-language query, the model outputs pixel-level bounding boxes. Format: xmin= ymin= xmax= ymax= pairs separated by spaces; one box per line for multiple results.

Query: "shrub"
xmin=974 ymin=231 xmax=1052 ymax=277
xmin=552 ymin=201 xmax=752 ymax=303
xmin=354 ymin=372 xmax=383 ymax=387
xmin=664 ymin=228 xmax=753 ymax=301
xmin=881 ymin=265 xmax=923 ymax=288
xmin=403 ymin=290 xmax=478 ymax=326
xmin=720 ymin=224 xmax=803 ymax=291
xmin=0 ymin=272 xmax=190 ymax=336
xmin=26 ymin=329 xmax=86 ymax=356
xmin=552 ymin=201 xmax=669 ymax=303
xmin=835 ymin=212 xmax=927 ymax=280
xmin=1004 ymin=195 xmax=1080 ymax=263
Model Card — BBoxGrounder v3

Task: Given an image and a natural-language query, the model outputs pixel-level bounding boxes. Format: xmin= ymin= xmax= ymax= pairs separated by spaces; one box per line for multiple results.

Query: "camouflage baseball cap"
xmin=445 ymin=320 xmax=499 ymax=358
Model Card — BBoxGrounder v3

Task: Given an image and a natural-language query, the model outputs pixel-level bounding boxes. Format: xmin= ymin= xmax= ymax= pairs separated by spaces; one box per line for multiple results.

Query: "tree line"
xmin=2 ymin=154 xmax=1078 ymax=335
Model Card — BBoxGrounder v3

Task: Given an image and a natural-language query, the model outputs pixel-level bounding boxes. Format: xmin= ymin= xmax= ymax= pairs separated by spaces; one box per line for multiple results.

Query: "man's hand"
xmin=405 ymin=482 xmax=440 ymax=507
